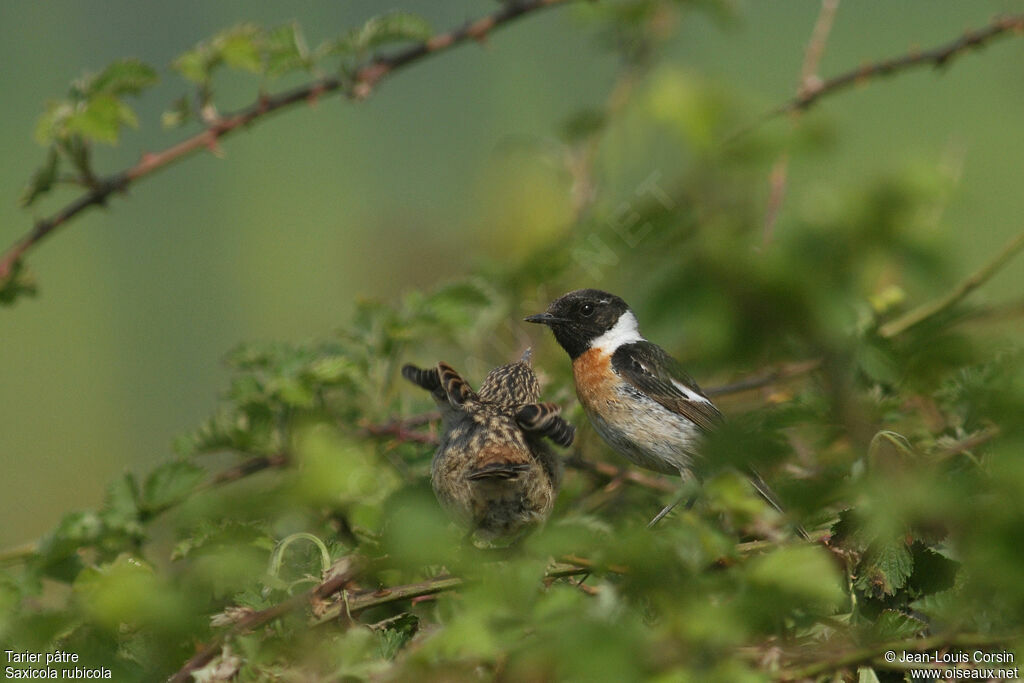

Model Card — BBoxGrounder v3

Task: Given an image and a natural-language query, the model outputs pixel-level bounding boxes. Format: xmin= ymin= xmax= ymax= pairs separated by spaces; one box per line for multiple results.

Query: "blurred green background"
xmin=2 ymin=0 xmax=1022 ymax=548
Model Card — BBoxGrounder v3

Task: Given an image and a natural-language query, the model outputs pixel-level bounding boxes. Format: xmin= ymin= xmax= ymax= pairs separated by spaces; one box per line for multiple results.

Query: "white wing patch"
xmin=590 ymin=310 xmax=643 ymax=351
xmin=670 ymin=378 xmax=713 ymax=404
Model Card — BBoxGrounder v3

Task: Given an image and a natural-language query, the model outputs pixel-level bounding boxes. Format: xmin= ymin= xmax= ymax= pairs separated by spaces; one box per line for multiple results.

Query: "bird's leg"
xmin=647 ymin=499 xmax=680 ymax=528
xmin=647 ymin=473 xmax=697 ymax=528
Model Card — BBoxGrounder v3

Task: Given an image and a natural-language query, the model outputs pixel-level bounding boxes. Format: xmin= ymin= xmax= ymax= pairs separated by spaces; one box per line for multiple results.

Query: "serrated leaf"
xmin=173 ymin=46 xmax=214 ymax=84
xmin=141 ymin=461 xmax=206 ymax=512
xmin=270 ymin=375 xmax=316 ymax=408
xmin=20 ymin=148 xmax=60 ymax=207
xmin=871 ymin=609 xmax=926 ymax=640
xmin=65 ymin=94 xmax=138 ymax=144
xmin=329 ymin=11 xmax=432 ymax=55
xmin=855 ymin=539 xmax=913 ymax=599
xmin=265 ymin=22 xmax=311 ymax=77
xmin=307 ymin=356 xmax=354 ymax=384
xmin=82 ymin=58 xmax=158 ymax=97
xmin=220 ymin=26 xmax=263 ymax=73
xmin=34 ymin=511 xmax=103 ymax=580
xmin=100 ymin=473 xmax=140 ymax=529
xmin=34 ymin=101 xmax=74 ymax=144
xmin=907 ymin=543 xmax=959 ymax=596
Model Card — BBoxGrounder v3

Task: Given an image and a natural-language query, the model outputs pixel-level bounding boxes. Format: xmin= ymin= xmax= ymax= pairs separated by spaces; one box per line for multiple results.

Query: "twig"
xmin=934 ymin=425 xmax=1000 ymax=461
xmin=774 ymin=631 xmax=1021 ymax=681
xmin=879 ymin=229 xmax=1024 ymax=338
xmin=564 ymin=453 xmax=677 ymax=493
xmin=168 ymin=555 xmax=366 ymax=683
xmin=762 ymin=0 xmax=840 ymax=245
xmin=732 ymin=13 xmax=1024 ymax=143
xmin=0 ymin=541 xmax=38 ymax=567
xmin=359 ymin=416 xmax=439 ymax=445
xmin=208 ymin=452 xmax=289 ymax=486
xmin=0 ymin=0 xmax=579 ymax=284
xmin=797 ymin=0 xmax=841 ymax=98
xmin=313 ymin=575 xmax=466 ymax=625
xmin=953 ymin=298 xmax=1024 ymax=327
xmin=172 ymin=556 xmax=598 ymax=680
xmin=704 ymin=359 xmax=822 ymax=397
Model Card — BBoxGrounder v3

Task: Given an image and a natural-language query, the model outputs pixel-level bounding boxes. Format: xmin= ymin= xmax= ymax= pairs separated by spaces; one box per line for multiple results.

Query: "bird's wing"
xmin=611 ymin=341 xmax=723 ymax=433
xmin=401 ymin=363 xmax=447 ymax=403
xmin=515 ymin=402 xmax=575 ymax=448
xmin=436 ymin=362 xmax=478 ymax=407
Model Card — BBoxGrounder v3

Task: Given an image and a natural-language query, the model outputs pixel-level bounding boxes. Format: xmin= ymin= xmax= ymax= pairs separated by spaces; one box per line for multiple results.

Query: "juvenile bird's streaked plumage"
xmin=527 ymin=289 xmax=805 ymax=535
xmin=402 ymin=351 xmax=573 ymax=542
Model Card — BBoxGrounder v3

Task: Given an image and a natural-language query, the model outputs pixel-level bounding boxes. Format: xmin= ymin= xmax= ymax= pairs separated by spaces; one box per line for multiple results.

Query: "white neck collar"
xmin=590 ymin=310 xmax=643 ymax=351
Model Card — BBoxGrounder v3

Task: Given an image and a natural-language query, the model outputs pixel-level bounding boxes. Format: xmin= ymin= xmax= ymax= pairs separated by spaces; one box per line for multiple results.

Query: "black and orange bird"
xmin=527 ymin=289 xmax=805 ymax=535
xmin=402 ymin=351 xmax=574 ymax=543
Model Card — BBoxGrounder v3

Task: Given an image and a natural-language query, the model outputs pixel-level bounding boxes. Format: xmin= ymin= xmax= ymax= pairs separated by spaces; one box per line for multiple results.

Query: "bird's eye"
xmin=580 ymin=303 xmax=595 ymax=317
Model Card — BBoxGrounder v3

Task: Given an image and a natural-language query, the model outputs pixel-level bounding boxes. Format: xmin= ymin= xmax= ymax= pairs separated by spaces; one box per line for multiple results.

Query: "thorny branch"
xmin=762 ymin=0 xmax=840 ymax=245
xmin=170 ymin=556 xmax=597 ymax=682
xmin=0 ymin=0 xmax=579 ymax=284
xmin=879 ymin=228 xmax=1024 ymax=338
xmin=735 ymin=12 xmax=1024 ymax=142
xmin=168 ymin=555 xmax=367 ymax=683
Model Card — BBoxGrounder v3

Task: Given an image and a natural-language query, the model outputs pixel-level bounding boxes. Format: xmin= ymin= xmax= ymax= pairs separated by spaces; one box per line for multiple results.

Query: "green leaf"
xmin=906 ymin=543 xmax=959 ymax=596
xmin=64 ymin=94 xmax=139 ymax=144
xmin=854 ymin=538 xmax=913 ymax=599
xmin=20 ymin=148 xmax=60 ymax=207
xmin=746 ymin=545 xmax=846 ymax=606
xmin=871 ymin=609 xmax=926 ymax=640
xmin=141 ymin=461 xmax=206 ymax=513
xmin=265 ymin=22 xmax=311 ymax=77
xmin=100 ymin=473 xmax=140 ymax=530
xmin=220 ymin=25 xmax=263 ymax=73
xmin=307 ymin=355 xmax=355 ymax=384
xmin=33 ymin=101 xmax=74 ymax=144
xmin=857 ymin=668 xmax=881 ymax=683
xmin=61 ymin=135 xmax=94 ymax=180
xmin=80 ymin=58 xmax=158 ymax=97
xmin=329 ymin=11 xmax=432 ymax=55
xmin=173 ymin=45 xmax=215 ymax=84
xmin=270 ymin=375 xmax=316 ymax=408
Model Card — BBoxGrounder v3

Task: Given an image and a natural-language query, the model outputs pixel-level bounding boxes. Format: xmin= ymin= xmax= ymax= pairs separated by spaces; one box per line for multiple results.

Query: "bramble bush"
xmin=2 ymin=2 xmax=1023 ymax=681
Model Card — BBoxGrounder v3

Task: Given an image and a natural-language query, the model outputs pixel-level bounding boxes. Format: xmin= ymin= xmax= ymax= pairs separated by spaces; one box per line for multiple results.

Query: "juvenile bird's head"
xmin=525 ymin=289 xmax=639 ymax=359
xmin=478 ymin=349 xmax=541 ymax=406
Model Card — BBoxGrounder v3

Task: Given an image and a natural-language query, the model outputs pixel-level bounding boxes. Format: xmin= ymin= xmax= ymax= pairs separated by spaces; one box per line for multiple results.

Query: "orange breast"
xmin=572 ymin=347 xmax=616 ymax=409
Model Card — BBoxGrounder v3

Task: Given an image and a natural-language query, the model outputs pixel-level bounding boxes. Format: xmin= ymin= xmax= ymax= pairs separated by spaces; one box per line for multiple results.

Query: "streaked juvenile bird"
xmin=402 ymin=350 xmax=574 ymax=542
xmin=527 ymin=289 xmax=805 ymax=535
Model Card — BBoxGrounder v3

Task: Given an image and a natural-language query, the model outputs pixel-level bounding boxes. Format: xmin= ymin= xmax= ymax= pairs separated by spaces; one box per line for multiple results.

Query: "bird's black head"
xmin=525 ymin=289 xmax=635 ymax=359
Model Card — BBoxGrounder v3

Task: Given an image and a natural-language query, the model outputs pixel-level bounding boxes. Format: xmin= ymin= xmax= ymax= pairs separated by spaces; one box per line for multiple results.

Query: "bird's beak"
xmin=524 ymin=312 xmax=564 ymax=326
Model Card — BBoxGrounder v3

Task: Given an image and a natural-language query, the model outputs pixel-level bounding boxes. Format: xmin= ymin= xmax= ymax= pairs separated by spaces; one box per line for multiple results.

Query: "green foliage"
xmin=0 ymin=260 xmax=38 ymax=305
xmin=34 ymin=58 xmax=156 ymax=146
xmin=22 ymin=58 xmax=157 ymax=210
xmin=324 ymin=11 xmax=433 ymax=57
xmin=5 ymin=2 xmax=1024 ymax=681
